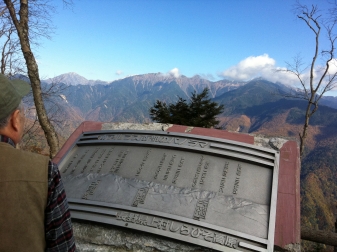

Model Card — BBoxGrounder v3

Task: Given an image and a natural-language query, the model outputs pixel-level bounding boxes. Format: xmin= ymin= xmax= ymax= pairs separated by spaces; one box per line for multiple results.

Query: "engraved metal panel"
xmin=58 ymin=130 xmax=279 ymax=252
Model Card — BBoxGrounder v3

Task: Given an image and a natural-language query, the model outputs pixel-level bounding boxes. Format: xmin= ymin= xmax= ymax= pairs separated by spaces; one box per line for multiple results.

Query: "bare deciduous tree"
xmin=279 ymin=3 xmax=337 ymax=157
xmin=20 ymin=79 xmax=69 ymax=154
xmin=3 ymin=0 xmax=60 ymax=158
xmin=279 ymin=2 xmax=337 ymax=247
xmin=0 ymin=6 xmax=25 ymax=76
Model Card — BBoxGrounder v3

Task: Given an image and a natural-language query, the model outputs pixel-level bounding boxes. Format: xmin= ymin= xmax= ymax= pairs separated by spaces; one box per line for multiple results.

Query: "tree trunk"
xmin=302 ymin=226 xmax=337 ymax=246
xmin=335 ymin=221 xmax=337 ymax=252
xmin=300 ymin=102 xmax=312 ymax=157
xmin=4 ymin=0 xmax=59 ymax=158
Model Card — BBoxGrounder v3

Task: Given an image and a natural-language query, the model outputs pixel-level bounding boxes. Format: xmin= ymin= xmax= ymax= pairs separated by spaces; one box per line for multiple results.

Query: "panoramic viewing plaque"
xmin=58 ymin=130 xmax=279 ymax=252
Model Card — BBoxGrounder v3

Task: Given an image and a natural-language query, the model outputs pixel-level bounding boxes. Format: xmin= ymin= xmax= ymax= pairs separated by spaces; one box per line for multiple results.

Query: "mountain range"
xmin=23 ymin=72 xmax=337 ymax=250
xmin=40 ymin=72 xmax=337 ymax=123
xmin=44 ymin=72 xmax=109 ymax=86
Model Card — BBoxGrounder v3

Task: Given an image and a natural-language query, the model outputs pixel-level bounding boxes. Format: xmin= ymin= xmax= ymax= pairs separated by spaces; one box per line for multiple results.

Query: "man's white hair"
xmin=0 ymin=101 xmax=24 ymax=129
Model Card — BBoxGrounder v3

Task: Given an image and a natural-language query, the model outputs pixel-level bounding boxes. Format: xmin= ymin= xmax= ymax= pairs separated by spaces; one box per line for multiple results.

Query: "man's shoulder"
xmin=21 ymin=148 xmax=50 ymax=161
xmin=0 ymin=143 xmax=50 ymax=180
xmin=17 ymin=149 xmax=50 ymax=171
xmin=0 ymin=142 xmax=49 ymax=161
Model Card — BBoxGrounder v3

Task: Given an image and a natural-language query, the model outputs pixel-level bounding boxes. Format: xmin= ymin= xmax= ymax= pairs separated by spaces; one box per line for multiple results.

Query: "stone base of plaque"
xmin=73 ymin=221 xmax=300 ymax=252
xmin=54 ymin=122 xmax=301 ymax=252
xmin=73 ymin=221 xmax=215 ymax=252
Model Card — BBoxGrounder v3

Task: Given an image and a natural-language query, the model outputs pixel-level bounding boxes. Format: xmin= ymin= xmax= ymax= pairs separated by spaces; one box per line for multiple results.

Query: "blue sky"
xmin=36 ymin=0 xmax=337 ymax=94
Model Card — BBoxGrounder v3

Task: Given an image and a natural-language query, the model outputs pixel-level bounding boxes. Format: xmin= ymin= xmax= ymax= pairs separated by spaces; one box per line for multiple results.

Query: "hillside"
xmin=213 ymin=80 xmax=337 ymax=247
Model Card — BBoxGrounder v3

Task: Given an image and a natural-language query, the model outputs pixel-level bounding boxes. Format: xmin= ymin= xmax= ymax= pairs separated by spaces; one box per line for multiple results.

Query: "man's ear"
xmin=10 ymin=110 xmax=21 ymax=132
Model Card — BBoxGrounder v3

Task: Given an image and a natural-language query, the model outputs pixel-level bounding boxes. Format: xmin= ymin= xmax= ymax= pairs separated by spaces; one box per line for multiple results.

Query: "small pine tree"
xmin=149 ymin=88 xmax=224 ymax=128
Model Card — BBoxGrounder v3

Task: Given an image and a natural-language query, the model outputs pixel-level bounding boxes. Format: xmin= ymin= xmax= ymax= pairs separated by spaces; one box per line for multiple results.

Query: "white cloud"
xmin=168 ymin=68 xmax=180 ymax=78
xmin=313 ymin=59 xmax=337 ymax=92
xmin=327 ymin=59 xmax=337 ymax=75
xmin=116 ymin=70 xmax=123 ymax=75
xmin=220 ymin=54 xmax=337 ymax=94
xmin=220 ymin=54 xmax=299 ymax=85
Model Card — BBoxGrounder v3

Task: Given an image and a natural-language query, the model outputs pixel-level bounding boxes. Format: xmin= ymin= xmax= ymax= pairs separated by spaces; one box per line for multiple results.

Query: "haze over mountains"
xmin=41 ymin=72 xmax=337 ymax=125
xmin=44 ymin=72 xmax=246 ymax=96
xmin=41 ymin=72 xmax=248 ymax=124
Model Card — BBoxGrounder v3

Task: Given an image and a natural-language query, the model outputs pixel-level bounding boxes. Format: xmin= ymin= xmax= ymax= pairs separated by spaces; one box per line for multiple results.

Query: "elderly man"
xmin=0 ymin=74 xmax=75 ymax=251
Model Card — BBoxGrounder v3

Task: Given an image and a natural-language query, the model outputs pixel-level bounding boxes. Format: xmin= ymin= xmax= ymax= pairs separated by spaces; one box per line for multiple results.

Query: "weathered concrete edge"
xmin=102 ymin=122 xmax=173 ymax=131
xmin=73 ymin=221 xmax=214 ymax=252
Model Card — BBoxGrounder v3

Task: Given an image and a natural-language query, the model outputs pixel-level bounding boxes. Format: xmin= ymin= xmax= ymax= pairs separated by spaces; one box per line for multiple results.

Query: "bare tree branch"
xmin=280 ymin=3 xmax=337 ymax=157
xmin=2 ymin=0 xmax=74 ymax=157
